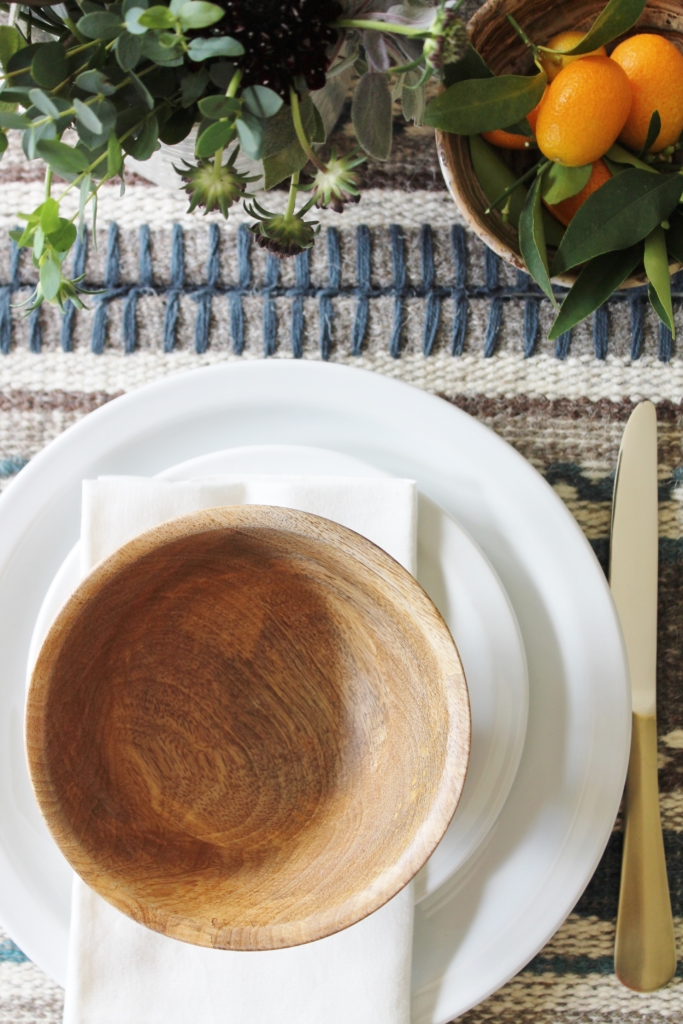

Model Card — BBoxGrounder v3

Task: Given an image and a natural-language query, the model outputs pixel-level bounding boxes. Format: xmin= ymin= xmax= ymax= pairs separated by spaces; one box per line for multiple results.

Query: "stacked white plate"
xmin=0 ymin=362 xmax=630 ymax=1023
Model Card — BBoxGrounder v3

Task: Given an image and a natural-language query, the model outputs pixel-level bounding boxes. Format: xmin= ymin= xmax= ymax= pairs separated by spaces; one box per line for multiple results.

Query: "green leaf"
xmin=443 ymin=43 xmax=492 ymax=88
xmin=124 ymin=113 xmax=158 ymax=160
xmin=40 ymin=254 xmax=62 ymax=302
xmin=519 ymin=174 xmax=557 ymax=305
xmin=263 ymin=141 xmax=306 ymax=189
xmin=77 ymin=11 xmax=124 ymax=39
xmin=0 ymin=87 xmax=31 ymax=106
xmin=235 ymin=110 xmax=263 ymax=159
xmin=75 ymin=98 xmax=116 ymax=149
xmin=49 ymin=219 xmax=77 ymax=253
xmin=75 ymin=69 xmax=117 ymax=95
xmin=557 ymin=0 xmax=647 ymax=54
xmin=541 ymin=163 xmax=592 ymax=204
xmin=181 ymin=69 xmax=209 ymax=107
xmin=107 ymin=132 xmax=123 ymax=177
xmin=7 ymin=44 xmax=40 ymax=89
xmin=195 ymin=118 xmax=234 ymax=158
xmin=36 ymin=139 xmax=90 ymax=177
xmin=644 ymin=225 xmax=675 ymax=335
xmin=242 ymin=84 xmax=283 ymax=119
xmin=262 ymin=95 xmax=316 ymax=159
xmin=28 ymin=89 xmax=59 ymax=119
xmin=208 ymin=62 xmax=236 ymax=89
xmin=78 ymin=172 xmax=91 ymax=235
xmin=0 ymin=132 xmax=7 ymax=159
xmin=665 ymin=210 xmax=683 ymax=264
xmin=187 ymin=36 xmax=244 ymax=60
xmin=352 ymin=71 xmax=392 ymax=161
xmin=0 ymin=111 xmax=30 ymax=128
xmin=639 ymin=110 xmax=661 ymax=158
xmin=311 ymin=99 xmax=325 ymax=143
xmin=198 ymin=94 xmax=240 ymax=119
xmin=548 ymin=244 xmax=643 ymax=339
xmin=74 ymin=97 xmax=103 ymax=135
xmin=31 ymin=43 xmax=67 ymax=89
xmin=129 ymin=71 xmax=154 ymax=110
xmin=0 ymin=25 xmax=25 ymax=73
xmin=114 ymin=32 xmax=142 ymax=71
xmin=138 ymin=5 xmax=176 ymax=28
xmin=177 ymin=1 xmax=223 ymax=29
xmin=470 ymin=134 xmax=527 ymax=228
xmin=424 ymin=71 xmax=547 ymax=135
xmin=39 ymin=198 xmax=60 ymax=234
xmin=605 ymin=142 xmax=657 ymax=172
xmin=124 ymin=7 xmax=148 ymax=34
xmin=551 ymin=168 xmax=683 ymax=275
xmin=158 ymin=104 xmax=195 ymax=144
xmin=123 ymin=0 xmax=148 ymax=14
xmin=139 ymin=33 xmax=184 ymax=64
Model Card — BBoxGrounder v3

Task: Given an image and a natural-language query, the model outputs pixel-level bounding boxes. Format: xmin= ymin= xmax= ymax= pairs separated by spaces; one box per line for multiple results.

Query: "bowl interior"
xmin=438 ymin=0 xmax=683 ymax=287
xmin=27 ymin=507 xmax=469 ymax=950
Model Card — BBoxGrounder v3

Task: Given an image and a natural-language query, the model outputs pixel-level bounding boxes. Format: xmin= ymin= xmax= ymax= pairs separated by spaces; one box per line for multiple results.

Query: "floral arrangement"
xmin=0 ymin=0 xmax=467 ymax=310
xmin=421 ymin=0 xmax=683 ymax=339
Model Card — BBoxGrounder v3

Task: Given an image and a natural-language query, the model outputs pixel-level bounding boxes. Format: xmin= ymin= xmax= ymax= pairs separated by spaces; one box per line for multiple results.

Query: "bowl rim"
xmin=25 ymin=503 xmax=471 ymax=951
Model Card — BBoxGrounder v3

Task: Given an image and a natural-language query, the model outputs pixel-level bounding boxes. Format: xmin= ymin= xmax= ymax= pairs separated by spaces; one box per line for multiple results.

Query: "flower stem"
xmin=226 ymin=68 xmax=243 ymax=98
xmin=285 ymin=171 xmax=300 ymax=219
xmin=289 ymin=87 xmax=325 ymax=172
xmin=44 ymin=166 xmax=52 ymax=201
xmin=333 ymin=18 xmax=428 ymax=38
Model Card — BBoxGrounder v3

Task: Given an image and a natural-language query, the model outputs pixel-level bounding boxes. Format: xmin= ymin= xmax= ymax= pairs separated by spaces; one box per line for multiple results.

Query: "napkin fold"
xmin=63 ymin=474 xmax=418 ymax=1024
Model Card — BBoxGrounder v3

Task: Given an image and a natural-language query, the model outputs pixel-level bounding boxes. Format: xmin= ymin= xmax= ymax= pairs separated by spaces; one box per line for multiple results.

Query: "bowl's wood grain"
xmin=26 ymin=506 xmax=469 ymax=950
xmin=437 ymin=0 xmax=683 ymax=287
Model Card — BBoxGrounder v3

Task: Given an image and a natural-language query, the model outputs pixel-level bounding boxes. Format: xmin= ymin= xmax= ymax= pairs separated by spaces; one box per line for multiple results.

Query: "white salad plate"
xmin=26 ymin=443 xmax=529 ymax=905
xmin=0 ymin=362 xmax=630 ymax=1022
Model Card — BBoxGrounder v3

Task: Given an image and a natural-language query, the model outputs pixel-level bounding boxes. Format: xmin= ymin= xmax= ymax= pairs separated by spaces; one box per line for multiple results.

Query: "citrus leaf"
xmin=0 ymin=25 xmax=25 ymax=73
xmin=519 ymin=173 xmax=557 ymax=305
xmin=31 ymin=42 xmax=67 ymax=89
xmin=352 ymin=71 xmax=392 ymax=160
xmin=37 ymin=139 xmax=91 ymax=177
xmin=541 ymin=162 xmax=592 ymax=204
xmin=424 ymin=72 xmax=546 ymax=135
xmin=40 ymin=253 xmax=61 ymax=302
xmin=639 ymin=110 xmax=661 ymax=158
xmin=77 ymin=11 xmax=124 ymax=39
xmin=548 ymin=244 xmax=642 ymax=339
xmin=644 ymin=225 xmax=675 ymax=335
xmin=665 ymin=210 xmax=683 ymax=264
xmin=551 ymin=168 xmax=683 ymax=275
xmin=195 ymin=118 xmax=234 ymax=158
xmin=559 ymin=0 xmax=647 ymax=54
xmin=605 ymin=142 xmax=657 ymax=172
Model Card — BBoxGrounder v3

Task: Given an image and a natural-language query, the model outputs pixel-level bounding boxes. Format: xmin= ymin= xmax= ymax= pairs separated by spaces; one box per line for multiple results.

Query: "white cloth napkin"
xmin=63 ymin=474 xmax=418 ymax=1024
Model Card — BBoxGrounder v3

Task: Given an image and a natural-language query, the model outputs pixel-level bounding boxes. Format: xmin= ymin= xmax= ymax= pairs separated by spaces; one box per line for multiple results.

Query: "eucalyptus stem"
xmin=285 ymin=171 xmax=300 ymax=219
xmin=44 ymin=165 xmax=52 ymax=201
xmin=226 ymin=68 xmax=243 ymax=98
xmin=289 ymin=87 xmax=325 ymax=172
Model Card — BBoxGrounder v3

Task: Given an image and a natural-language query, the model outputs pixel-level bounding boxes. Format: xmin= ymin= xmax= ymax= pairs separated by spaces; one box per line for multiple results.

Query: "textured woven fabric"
xmin=1 ymin=40 xmax=683 ymax=1024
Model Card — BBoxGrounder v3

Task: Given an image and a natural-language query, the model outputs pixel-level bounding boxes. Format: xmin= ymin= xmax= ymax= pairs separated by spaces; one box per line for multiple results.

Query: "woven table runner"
xmin=1 ymin=56 xmax=683 ymax=1024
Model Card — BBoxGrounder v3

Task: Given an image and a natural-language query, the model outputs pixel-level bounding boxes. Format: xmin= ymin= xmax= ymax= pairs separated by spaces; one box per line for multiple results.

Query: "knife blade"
xmin=611 ymin=400 xmax=676 ymax=992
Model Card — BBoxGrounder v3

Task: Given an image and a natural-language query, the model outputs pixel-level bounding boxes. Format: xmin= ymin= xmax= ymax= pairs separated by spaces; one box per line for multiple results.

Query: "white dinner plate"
xmin=0 ymin=362 xmax=630 ymax=1022
xmin=26 ymin=444 xmax=529 ymax=903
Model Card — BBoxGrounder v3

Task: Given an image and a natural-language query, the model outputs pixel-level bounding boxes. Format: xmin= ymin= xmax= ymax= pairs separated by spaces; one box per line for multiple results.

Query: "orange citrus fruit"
xmin=610 ymin=33 xmax=683 ymax=152
xmin=535 ymin=56 xmax=632 ymax=166
xmin=544 ymin=159 xmax=612 ymax=225
xmin=482 ymin=91 xmax=545 ymax=149
xmin=539 ymin=30 xmax=607 ymax=82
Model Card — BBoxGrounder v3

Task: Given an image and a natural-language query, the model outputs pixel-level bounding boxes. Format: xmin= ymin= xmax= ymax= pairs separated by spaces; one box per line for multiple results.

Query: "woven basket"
xmin=436 ymin=0 xmax=683 ymax=287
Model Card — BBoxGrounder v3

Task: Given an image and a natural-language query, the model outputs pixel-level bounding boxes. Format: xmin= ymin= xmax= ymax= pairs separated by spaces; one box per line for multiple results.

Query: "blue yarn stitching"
xmin=263 ymin=254 xmax=279 ymax=356
xmin=353 ymin=224 xmax=371 ymax=355
xmin=451 ymin=224 xmax=468 ymax=355
xmin=60 ymin=228 xmax=88 ymax=353
xmin=483 ymin=248 xmax=502 ymax=358
xmin=593 ymin=304 xmax=609 ymax=360
xmin=421 ymin=224 xmax=440 ymax=356
xmin=319 ymin=227 xmax=340 ymax=360
xmin=91 ymin=224 xmax=127 ymax=354
xmin=192 ymin=223 xmax=220 ymax=353
xmin=163 ymin=223 xmax=185 ymax=353
xmin=390 ymin=224 xmax=406 ymax=359
xmin=289 ymin=249 xmax=309 ymax=359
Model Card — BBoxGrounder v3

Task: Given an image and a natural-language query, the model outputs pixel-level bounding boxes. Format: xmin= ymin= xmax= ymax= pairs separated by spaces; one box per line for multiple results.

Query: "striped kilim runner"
xmin=2 ymin=35 xmax=683 ymax=1023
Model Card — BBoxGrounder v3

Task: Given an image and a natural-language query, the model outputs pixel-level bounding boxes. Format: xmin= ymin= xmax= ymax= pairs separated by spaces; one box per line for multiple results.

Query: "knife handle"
xmin=615 ymin=712 xmax=676 ymax=991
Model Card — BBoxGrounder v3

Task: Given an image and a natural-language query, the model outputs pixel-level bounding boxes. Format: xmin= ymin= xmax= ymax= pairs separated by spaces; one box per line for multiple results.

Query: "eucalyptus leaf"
xmin=424 ymin=72 xmax=547 ymax=135
xmin=195 ymin=118 xmax=235 ymax=158
xmin=181 ymin=69 xmax=209 ymax=107
xmin=7 ymin=45 xmax=41 ymax=89
xmin=639 ymin=109 xmax=661 ymax=157
xmin=242 ymin=84 xmax=283 ymax=119
xmin=158 ymin=104 xmax=195 ymax=144
xmin=644 ymin=225 xmax=675 ymax=334
xmin=0 ymin=25 xmax=25 ymax=73
xmin=36 ymin=139 xmax=90 ymax=177
xmin=208 ymin=62 xmax=236 ymax=89
xmin=40 ymin=254 xmax=61 ymax=302
xmin=123 ymin=0 xmax=148 ymax=14
xmin=0 ymin=88 xmax=32 ymax=106
xmin=75 ymin=98 xmax=116 ymax=148
xmin=352 ymin=71 xmax=392 ymax=160
xmin=32 ymin=227 xmax=45 ymax=261
xmin=129 ymin=71 xmax=154 ymax=110
xmin=138 ymin=5 xmax=176 ymax=28
xmin=551 ymin=168 xmax=683 ymax=275
xmin=198 ymin=94 xmax=240 ymax=119
xmin=557 ymin=0 xmax=647 ymax=53
xmin=442 ymin=43 xmax=491 ymax=87
xmin=541 ymin=163 xmax=592 ymax=204
xmin=139 ymin=35 xmax=184 ymax=64
xmin=177 ymin=1 xmax=223 ymax=29
xmin=31 ymin=43 xmax=67 ymax=89
xmin=28 ymin=89 xmax=60 ymax=119
xmin=124 ymin=7 xmax=148 ymax=34
xmin=49 ymin=219 xmax=77 ymax=252
xmin=74 ymin=97 xmax=103 ymax=135
xmin=519 ymin=174 xmax=557 ymax=305
xmin=115 ymin=32 xmax=142 ymax=71
xmin=39 ymin=197 xmax=60 ymax=234
xmin=77 ymin=11 xmax=124 ymax=39
xmin=107 ymin=132 xmax=123 ymax=177
xmin=23 ymin=119 xmax=56 ymax=160
xmin=187 ymin=36 xmax=244 ymax=60
xmin=123 ymin=113 xmax=158 ymax=160
xmin=548 ymin=244 xmax=643 ymax=339
xmin=0 ymin=111 xmax=30 ymax=128
xmin=75 ymin=69 xmax=116 ymax=95
xmin=235 ymin=110 xmax=264 ymax=159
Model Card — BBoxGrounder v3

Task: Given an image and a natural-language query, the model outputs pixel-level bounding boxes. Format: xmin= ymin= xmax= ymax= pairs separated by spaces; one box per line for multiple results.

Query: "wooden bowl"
xmin=26 ymin=506 xmax=469 ymax=950
xmin=436 ymin=0 xmax=683 ymax=287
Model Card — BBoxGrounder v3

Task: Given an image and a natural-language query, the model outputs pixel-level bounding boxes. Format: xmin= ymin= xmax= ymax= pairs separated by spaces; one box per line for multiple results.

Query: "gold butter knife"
xmin=612 ymin=400 xmax=676 ymax=992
